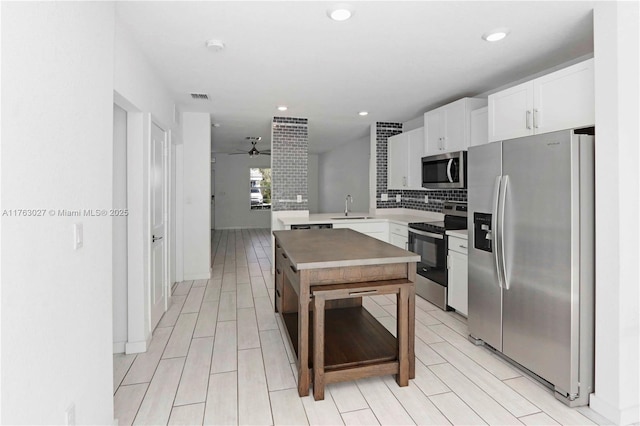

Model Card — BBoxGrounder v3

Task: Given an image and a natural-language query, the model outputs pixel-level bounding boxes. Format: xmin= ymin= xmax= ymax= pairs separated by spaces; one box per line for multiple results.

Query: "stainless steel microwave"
xmin=421 ymin=151 xmax=467 ymax=189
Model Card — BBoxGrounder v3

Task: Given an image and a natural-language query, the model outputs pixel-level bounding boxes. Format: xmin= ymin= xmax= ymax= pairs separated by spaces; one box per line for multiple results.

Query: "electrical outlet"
xmin=296 ymin=195 xmax=302 ymax=203
xmin=65 ymin=403 xmax=76 ymax=426
xmin=396 ymin=194 xmax=401 ymax=203
xmin=381 ymin=193 xmax=388 ymax=201
xmin=424 ymin=195 xmax=429 ymax=203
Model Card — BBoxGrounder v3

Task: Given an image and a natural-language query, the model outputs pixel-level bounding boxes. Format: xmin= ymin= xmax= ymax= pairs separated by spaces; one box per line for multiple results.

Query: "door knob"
xmin=152 ymin=235 xmax=163 ymax=242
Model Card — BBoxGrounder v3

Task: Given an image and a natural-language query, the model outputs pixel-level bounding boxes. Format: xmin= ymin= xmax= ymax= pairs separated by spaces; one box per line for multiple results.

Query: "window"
xmin=250 ymin=168 xmax=271 ymax=210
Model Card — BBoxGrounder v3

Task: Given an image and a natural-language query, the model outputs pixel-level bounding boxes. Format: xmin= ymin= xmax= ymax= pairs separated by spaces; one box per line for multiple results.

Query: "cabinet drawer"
xmin=448 ymin=235 xmax=468 ymax=255
xmin=389 ymin=223 xmax=408 ymax=237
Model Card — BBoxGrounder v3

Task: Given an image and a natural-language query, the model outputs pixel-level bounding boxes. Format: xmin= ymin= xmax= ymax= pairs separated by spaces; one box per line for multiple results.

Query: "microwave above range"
xmin=422 ymin=150 xmax=467 ymax=189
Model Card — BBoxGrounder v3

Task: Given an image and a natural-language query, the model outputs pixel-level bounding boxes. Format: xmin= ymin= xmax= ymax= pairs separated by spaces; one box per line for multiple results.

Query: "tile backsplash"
xmin=375 ymin=122 xmax=467 ymax=213
xmin=272 ymin=116 xmax=308 ymax=211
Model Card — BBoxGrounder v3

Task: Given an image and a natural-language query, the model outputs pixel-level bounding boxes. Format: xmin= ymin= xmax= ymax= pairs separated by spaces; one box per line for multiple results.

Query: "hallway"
xmin=113 ymin=228 xmax=602 ymax=425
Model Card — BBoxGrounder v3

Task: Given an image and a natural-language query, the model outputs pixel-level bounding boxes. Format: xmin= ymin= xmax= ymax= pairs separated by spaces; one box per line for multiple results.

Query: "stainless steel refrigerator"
xmin=467 ymin=129 xmax=594 ymax=407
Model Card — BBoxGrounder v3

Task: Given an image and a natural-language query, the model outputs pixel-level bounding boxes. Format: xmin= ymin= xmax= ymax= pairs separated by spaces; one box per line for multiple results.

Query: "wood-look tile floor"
xmin=114 ymin=228 xmax=609 ymax=426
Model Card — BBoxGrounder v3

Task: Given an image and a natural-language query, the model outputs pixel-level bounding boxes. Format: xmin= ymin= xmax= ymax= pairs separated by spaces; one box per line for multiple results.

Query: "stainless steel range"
xmin=408 ymin=202 xmax=467 ymax=310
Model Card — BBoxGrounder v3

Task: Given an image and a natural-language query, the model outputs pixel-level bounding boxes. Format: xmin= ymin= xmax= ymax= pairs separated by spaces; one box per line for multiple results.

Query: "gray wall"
xmin=317 ymin=136 xmax=370 ymax=214
xmin=308 ymin=154 xmax=319 ymax=213
xmin=213 ymin=153 xmax=271 ymax=229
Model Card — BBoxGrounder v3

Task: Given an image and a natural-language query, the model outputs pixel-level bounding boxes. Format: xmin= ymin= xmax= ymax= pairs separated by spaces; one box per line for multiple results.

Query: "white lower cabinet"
xmin=389 ymin=223 xmax=408 ymax=249
xmin=447 ymin=235 xmax=468 ymax=316
xmin=332 ymin=221 xmax=389 ymax=242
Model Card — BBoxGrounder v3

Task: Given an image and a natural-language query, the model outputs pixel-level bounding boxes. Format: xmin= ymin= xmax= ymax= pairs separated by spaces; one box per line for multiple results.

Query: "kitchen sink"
xmin=330 ymin=216 xmax=374 ymax=220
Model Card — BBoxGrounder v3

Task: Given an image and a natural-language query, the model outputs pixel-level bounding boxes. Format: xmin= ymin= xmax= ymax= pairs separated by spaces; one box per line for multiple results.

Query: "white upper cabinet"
xmin=470 ymin=106 xmax=489 ymax=147
xmin=488 ymin=58 xmax=594 ymax=142
xmin=387 ymin=127 xmax=424 ymax=190
xmin=424 ymin=97 xmax=488 ymax=156
xmin=387 ymin=132 xmax=409 ymax=189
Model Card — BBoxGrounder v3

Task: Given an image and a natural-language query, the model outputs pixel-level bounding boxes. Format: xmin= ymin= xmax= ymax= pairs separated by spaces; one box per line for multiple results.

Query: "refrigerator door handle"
xmin=492 ymin=175 xmax=505 ymax=289
xmin=446 ymin=159 xmax=454 ymax=183
xmin=499 ymin=175 xmax=510 ymax=290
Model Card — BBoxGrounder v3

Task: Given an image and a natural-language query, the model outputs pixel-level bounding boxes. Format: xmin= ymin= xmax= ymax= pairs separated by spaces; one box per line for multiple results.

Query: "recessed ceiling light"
xmin=482 ymin=28 xmax=510 ymax=42
xmin=358 ymin=111 xmax=369 ymax=116
xmin=277 ymin=105 xmax=288 ymax=111
xmin=206 ymin=39 xmax=225 ymax=51
xmin=327 ymin=4 xmax=354 ymax=21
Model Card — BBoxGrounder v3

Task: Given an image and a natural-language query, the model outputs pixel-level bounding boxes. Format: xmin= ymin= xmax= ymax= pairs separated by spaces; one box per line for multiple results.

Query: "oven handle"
xmin=408 ymin=229 xmax=444 ymax=240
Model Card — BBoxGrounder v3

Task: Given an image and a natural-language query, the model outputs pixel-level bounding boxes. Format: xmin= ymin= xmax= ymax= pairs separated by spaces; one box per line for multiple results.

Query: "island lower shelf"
xmin=282 ymin=306 xmax=398 ymax=371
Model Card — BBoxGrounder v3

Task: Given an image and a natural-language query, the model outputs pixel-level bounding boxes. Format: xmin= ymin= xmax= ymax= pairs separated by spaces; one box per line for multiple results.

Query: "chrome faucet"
xmin=345 ymin=194 xmax=353 ymax=216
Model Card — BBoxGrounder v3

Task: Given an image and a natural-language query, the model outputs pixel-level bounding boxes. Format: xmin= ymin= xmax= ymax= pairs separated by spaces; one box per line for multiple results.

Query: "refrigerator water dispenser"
xmin=473 ymin=213 xmax=493 ymax=252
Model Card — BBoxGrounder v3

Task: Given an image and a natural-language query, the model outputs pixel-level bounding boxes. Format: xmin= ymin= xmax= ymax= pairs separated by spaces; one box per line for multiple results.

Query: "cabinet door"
xmin=533 ymin=58 xmax=594 ymax=135
xmin=407 ymin=127 xmax=424 ymax=189
xmin=387 ymin=133 xmax=408 ymax=189
xmin=424 ymin=108 xmax=444 ymax=155
xmin=447 ymin=250 xmax=468 ymax=316
xmin=442 ymin=99 xmax=467 ymax=152
xmin=488 ymin=81 xmax=534 ymax=142
xmin=470 ymin=107 xmax=489 ymax=147
xmin=389 ymin=233 xmax=408 ymax=249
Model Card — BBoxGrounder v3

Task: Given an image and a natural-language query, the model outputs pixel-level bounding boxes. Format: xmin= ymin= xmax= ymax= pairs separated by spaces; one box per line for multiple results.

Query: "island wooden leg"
xmin=297 ymin=272 xmax=310 ymax=397
xmin=396 ymin=285 xmax=409 ymax=387
xmin=313 ymin=295 xmax=325 ymax=400
xmin=408 ymin=266 xmax=416 ymax=379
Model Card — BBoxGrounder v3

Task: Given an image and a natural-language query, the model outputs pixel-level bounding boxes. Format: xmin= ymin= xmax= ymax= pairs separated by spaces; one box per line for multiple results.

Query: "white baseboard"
xmin=112 ymin=341 xmax=126 ymax=354
xmin=590 ymin=393 xmax=640 ymax=425
xmin=125 ymin=338 xmax=149 ymax=354
xmin=184 ymin=272 xmax=210 ymax=280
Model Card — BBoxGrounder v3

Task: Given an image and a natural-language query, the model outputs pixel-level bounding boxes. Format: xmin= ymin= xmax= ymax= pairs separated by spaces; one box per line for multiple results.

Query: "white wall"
xmin=182 ymin=113 xmax=211 ymax=279
xmin=113 ymin=104 xmax=128 ymax=353
xmin=317 ymin=137 xmax=370 ymax=214
xmin=1 ymin=2 xmax=115 ymax=423
xmin=213 ymin=153 xmax=272 ymax=229
xmin=590 ymin=2 xmax=640 ymax=425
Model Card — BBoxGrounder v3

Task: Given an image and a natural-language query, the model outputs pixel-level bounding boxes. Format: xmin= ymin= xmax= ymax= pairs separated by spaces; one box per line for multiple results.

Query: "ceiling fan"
xmin=230 ymin=136 xmax=270 ymax=157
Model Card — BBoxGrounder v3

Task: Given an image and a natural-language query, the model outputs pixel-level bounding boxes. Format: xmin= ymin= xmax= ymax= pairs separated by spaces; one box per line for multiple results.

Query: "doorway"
xmin=112 ymin=93 xmax=171 ymax=355
xmin=112 ymin=104 xmax=128 ymax=353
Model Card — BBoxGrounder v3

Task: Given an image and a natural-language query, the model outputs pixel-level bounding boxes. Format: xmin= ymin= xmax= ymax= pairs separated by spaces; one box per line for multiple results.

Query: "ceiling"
xmin=115 ymin=1 xmax=595 ymax=155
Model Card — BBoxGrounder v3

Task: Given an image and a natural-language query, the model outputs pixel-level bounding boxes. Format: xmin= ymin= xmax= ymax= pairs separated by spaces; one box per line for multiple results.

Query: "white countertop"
xmin=446 ymin=229 xmax=468 ymax=239
xmin=278 ymin=209 xmax=443 ymax=227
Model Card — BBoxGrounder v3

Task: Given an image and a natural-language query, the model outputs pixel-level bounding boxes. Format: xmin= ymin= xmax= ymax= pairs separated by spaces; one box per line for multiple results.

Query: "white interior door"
xmin=150 ymin=122 xmax=167 ymax=330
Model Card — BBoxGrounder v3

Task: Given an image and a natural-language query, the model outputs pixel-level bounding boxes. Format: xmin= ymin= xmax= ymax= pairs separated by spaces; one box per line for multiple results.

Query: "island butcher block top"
xmin=272 ymin=228 xmax=420 ymax=269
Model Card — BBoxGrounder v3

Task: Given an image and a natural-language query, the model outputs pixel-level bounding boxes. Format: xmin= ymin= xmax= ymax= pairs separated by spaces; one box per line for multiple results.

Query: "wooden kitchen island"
xmin=273 ymin=228 xmax=419 ymax=400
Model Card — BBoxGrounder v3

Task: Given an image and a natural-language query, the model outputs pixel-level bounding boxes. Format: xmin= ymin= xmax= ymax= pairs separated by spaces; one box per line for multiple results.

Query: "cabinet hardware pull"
xmin=276 ymin=268 xmax=281 ymax=274
xmin=459 ymin=245 xmax=467 ymax=249
xmin=533 ymin=109 xmax=539 ymax=128
xmin=276 ymin=289 xmax=281 ymax=297
xmin=526 ymin=110 xmax=532 ymax=129
xmin=290 ymin=265 xmax=297 ymax=274
xmin=282 ymin=252 xmax=288 ymax=259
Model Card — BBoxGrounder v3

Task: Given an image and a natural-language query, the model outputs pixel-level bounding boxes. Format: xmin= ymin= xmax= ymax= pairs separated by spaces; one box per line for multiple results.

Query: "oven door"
xmin=409 ymin=228 xmax=449 ymax=310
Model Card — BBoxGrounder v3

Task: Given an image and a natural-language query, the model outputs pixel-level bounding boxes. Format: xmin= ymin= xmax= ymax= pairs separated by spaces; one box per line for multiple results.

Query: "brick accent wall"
xmin=272 ymin=116 xmax=308 ymax=211
xmin=375 ymin=122 xmax=467 ymax=213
